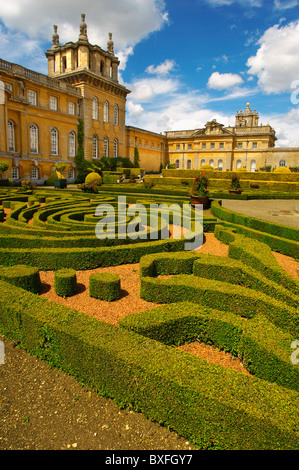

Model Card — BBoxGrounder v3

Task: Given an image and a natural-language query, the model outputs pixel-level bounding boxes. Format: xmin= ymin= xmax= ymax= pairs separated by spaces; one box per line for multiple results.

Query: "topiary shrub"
xmin=274 ymin=167 xmax=291 ymax=173
xmin=236 ymin=167 xmax=248 ymax=172
xmin=46 ymin=171 xmax=65 ymax=186
xmin=54 ymin=268 xmax=77 ymax=297
xmin=0 ymin=265 xmax=41 ymax=294
xmin=89 ymin=272 xmax=121 ymax=301
xmin=85 ymin=172 xmax=102 ymax=185
xmin=199 ymin=164 xmax=214 ymax=171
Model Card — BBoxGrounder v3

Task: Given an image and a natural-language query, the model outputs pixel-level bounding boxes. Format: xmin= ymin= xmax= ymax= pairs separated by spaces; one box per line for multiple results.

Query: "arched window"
xmin=8 ymin=120 xmax=15 ymax=152
xmin=250 ymin=160 xmax=256 ymax=172
xmin=187 ymin=159 xmax=192 ymax=169
xmin=279 ymin=160 xmax=286 ymax=167
xmin=92 ymin=97 xmax=98 ymax=120
xmin=92 ymin=135 xmax=98 ymax=159
xmin=51 ymin=128 xmax=58 ymax=155
xmin=104 ymin=101 xmax=109 ymax=122
xmin=30 ymin=124 xmax=38 ymax=154
xmin=103 ymin=137 xmax=109 ymax=157
xmin=200 ymin=159 xmax=205 ymax=167
xmin=175 ymin=159 xmax=179 ymax=169
xmin=69 ymin=131 xmax=76 ymax=157
xmin=209 ymin=159 xmax=214 ymax=167
xmin=218 ymin=159 xmax=223 ymax=171
xmin=31 ymin=167 xmax=38 ymax=180
xmin=113 ymin=138 xmax=118 ymax=158
xmin=236 ymin=159 xmax=242 ymax=170
xmin=114 ymin=105 xmax=119 ymax=125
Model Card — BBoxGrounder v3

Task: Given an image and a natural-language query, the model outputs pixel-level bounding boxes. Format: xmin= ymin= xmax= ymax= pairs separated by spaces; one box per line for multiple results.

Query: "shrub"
xmin=89 ymin=272 xmax=121 ymax=301
xmin=188 ymin=172 xmax=210 ymax=198
xmin=54 ymin=268 xmax=77 ymax=297
xmin=0 ymin=264 xmax=41 ymax=294
xmin=229 ymin=174 xmax=242 ymax=191
xmin=274 ymin=167 xmax=292 ymax=173
xmin=46 ymin=171 xmax=65 ymax=185
xmin=85 ymin=172 xmax=102 ymax=185
xmin=199 ymin=164 xmax=214 ymax=171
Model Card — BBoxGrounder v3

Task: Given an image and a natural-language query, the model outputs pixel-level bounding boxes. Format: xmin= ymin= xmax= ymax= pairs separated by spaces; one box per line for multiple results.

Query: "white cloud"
xmin=247 ymin=20 xmax=299 ymax=93
xmin=204 ymin=0 xmax=262 ymax=7
xmin=207 ymin=71 xmax=244 ymax=90
xmin=274 ymin=0 xmax=298 ymax=10
xmin=129 ymin=77 xmax=180 ymax=102
xmin=146 ymin=59 xmax=177 ymax=75
xmin=0 ymin=0 xmax=169 ymax=71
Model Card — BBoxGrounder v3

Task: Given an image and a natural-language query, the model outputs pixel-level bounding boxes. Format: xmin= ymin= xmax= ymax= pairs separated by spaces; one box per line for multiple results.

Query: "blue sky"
xmin=1 ymin=0 xmax=299 ymax=147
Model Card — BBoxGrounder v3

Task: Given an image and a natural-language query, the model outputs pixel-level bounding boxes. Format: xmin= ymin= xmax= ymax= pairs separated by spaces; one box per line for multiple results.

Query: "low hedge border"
xmin=119 ymin=302 xmax=299 ymax=392
xmin=0 ymin=280 xmax=298 ymax=450
xmin=54 ymin=268 xmax=78 ymax=297
xmin=89 ymin=272 xmax=121 ymax=301
xmin=0 ymin=264 xmax=41 ymax=294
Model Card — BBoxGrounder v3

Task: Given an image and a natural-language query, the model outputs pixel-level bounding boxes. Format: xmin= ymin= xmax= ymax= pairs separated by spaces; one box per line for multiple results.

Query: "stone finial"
xmin=107 ymin=32 xmax=114 ymax=54
xmin=52 ymin=25 xmax=59 ymax=48
xmin=79 ymin=13 xmax=88 ymax=41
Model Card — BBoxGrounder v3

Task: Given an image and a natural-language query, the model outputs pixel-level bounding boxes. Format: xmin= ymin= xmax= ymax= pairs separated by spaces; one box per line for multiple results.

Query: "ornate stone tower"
xmin=235 ymin=103 xmax=259 ymax=128
xmin=45 ymin=14 xmax=130 ymax=162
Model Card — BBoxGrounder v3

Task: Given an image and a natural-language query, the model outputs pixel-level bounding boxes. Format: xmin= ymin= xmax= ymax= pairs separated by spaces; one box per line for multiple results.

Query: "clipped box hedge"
xmin=89 ymin=272 xmax=121 ymax=301
xmin=0 ymin=280 xmax=298 ymax=450
xmin=54 ymin=268 xmax=78 ymax=297
xmin=0 ymin=264 xmax=41 ymax=294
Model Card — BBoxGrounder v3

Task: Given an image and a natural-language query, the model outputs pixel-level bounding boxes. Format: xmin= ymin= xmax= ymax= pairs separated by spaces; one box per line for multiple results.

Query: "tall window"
xmin=210 ymin=143 xmax=215 ymax=150
xmin=218 ymin=159 xmax=223 ymax=171
xmin=200 ymin=159 xmax=205 ymax=167
xmin=103 ymin=137 xmax=109 ymax=157
xmin=250 ymin=160 xmax=256 ymax=172
xmin=113 ymin=105 xmax=119 ymax=125
xmin=175 ymin=159 xmax=179 ymax=169
xmin=209 ymin=159 xmax=214 ymax=167
xmin=238 ymin=142 xmax=243 ymax=149
xmin=68 ymin=168 xmax=75 ymax=179
xmin=92 ymin=98 xmax=98 ymax=120
xmin=31 ymin=167 xmax=38 ymax=180
xmin=104 ymin=101 xmax=109 ymax=122
xmin=30 ymin=124 xmax=38 ymax=154
xmin=252 ymin=142 xmax=257 ymax=149
xmin=28 ymin=90 xmax=37 ymax=106
xmin=8 ymin=120 xmax=15 ymax=152
xmin=236 ymin=160 xmax=242 ymax=169
xmin=51 ymin=128 xmax=58 ymax=155
xmin=279 ymin=160 xmax=286 ymax=167
xmin=69 ymin=131 xmax=76 ymax=157
xmin=68 ymin=102 xmax=75 ymax=115
xmin=187 ymin=159 xmax=191 ymax=169
xmin=113 ymin=139 xmax=118 ymax=158
xmin=92 ymin=135 xmax=98 ymax=159
xmin=202 ymin=143 xmax=206 ymax=150
xmin=49 ymin=96 xmax=57 ymax=110
xmin=11 ymin=167 xmax=19 ymax=180
xmin=219 ymin=143 xmax=224 ymax=149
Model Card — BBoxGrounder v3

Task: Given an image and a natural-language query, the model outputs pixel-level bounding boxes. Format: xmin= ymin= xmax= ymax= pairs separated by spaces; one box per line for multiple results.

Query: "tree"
xmin=134 ymin=146 xmax=140 ymax=168
xmin=74 ymin=119 xmax=92 ymax=183
xmin=0 ymin=162 xmax=9 ymax=180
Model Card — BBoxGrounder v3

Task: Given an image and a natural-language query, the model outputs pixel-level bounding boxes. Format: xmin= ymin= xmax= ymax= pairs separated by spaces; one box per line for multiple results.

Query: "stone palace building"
xmin=0 ymin=14 xmax=298 ymax=183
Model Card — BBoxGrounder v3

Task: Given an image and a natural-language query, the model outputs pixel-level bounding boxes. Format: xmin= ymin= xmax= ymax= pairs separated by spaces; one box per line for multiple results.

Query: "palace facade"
xmin=0 ymin=14 xmax=298 ymax=183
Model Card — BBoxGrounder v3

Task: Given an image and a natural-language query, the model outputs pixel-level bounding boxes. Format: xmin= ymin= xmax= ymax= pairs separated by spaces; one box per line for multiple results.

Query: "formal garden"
xmin=0 ymin=166 xmax=298 ymax=450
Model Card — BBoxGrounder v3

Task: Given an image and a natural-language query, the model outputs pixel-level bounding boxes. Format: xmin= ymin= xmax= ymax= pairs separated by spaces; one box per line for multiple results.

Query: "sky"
xmin=1 ymin=0 xmax=299 ymax=147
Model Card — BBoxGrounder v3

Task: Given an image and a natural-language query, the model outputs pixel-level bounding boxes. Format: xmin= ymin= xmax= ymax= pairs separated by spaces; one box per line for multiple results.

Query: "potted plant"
xmin=229 ymin=173 xmax=243 ymax=194
xmin=53 ymin=162 xmax=67 ymax=188
xmin=188 ymin=172 xmax=210 ymax=208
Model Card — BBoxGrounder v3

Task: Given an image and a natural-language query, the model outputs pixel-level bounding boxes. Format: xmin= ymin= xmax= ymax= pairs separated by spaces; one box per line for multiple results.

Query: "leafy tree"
xmin=0 ymin=162 xmax=9 ymax=179
xmin=134 ymin=146 xmax=140 ymax=168
xmin=74 ymin=119 xmax=92 ymax=183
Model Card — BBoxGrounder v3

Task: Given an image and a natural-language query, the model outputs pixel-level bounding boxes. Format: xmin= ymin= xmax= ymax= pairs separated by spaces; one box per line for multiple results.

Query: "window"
xmin=30 ymin=124 xmax=38 ymax=154
xmin=114 ymin=105 xmax=119 ymax=125
xmin=69 ymin=131 xmax=76 ymax=157
xmin=92 ymin=135 xmax=98 ymax=159
xmin=218 ymin=159 xmax=223 ymax=171
xmin=68 ymin=168 xmax=75 ymax=179
xmin=200 ymin=159 xmax=205 ymax=167
xmin=238 ymin=142 xmax=243 ymax=149
xmin=113 ymin=139 xmax=118 ymax=158
xmin=210 ymin=143 xmax=215 ymax=150
xmin=31 ymin=167 xmax=38 ymax=180
xmin=175 ymin=159 xmax=179 ymax=169
xmin=49 ymin=96 xmax=57 ymax=111
xmin=92 ymin=98 xmax=98 ymax=120
xmin=187 ymin=159 xmax=192 ymax=169
xmin=236 ymin=160 xmax=242 ymax=169
xmin=252 ymin=142 xmax=257 ymax=149
xmin=5 ymin=83 xmax=13 ymax=92
xmin=28 ymin=90 xmax=37 ymax=106
xmin=209 ymin=159 xmax=214 ymax=167
xmin=12 ymin=167 xmax=19 ymax=180
xmin=188 ymin=144 xmax=192 ymax=150
xmin=8 ymin=120 xmax=15 ymax=152
xmin=103 ymin=137 xmax=109 ymax=157
xmin=68 ymin=102 xmax=75 ymax=115
xmin=51 ymin=128 xmax=58 ymax=155
xmin=176 ymin=144 xmax=180 ymax=150
xmin=279 ymin=160 xmax=286 ymax=167
xmin=104 ymin=101 xmax=109 ymax=122
xmin=219 ymin=143 xmax=224 ymax=150
xmin=202 ymin=143 xmax=206 ymax=150
xmin=250 ymin=160 xmax=256 ymax=172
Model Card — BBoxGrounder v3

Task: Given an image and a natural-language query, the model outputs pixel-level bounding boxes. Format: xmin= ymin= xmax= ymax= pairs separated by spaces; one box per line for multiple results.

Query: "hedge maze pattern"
xmin=0 ymin=187 xmax=298 ymax=450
